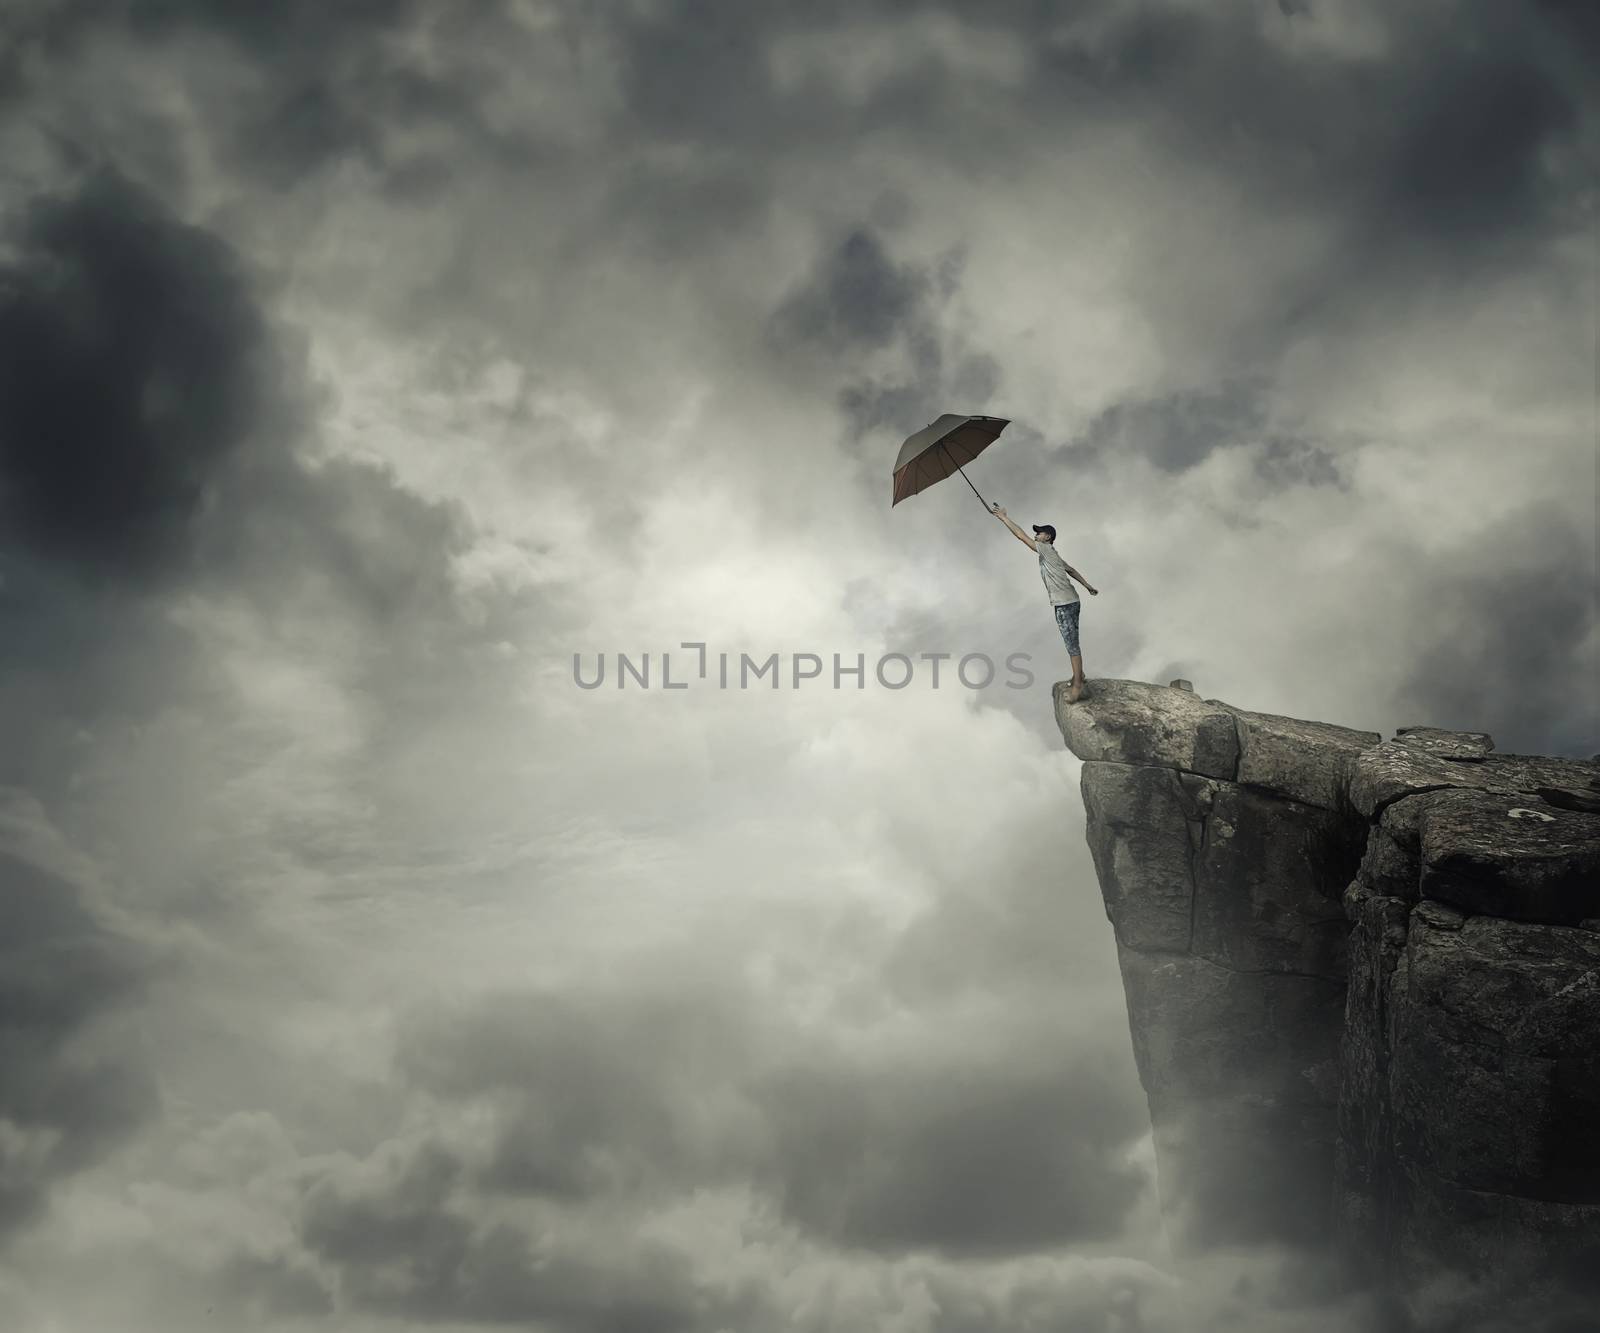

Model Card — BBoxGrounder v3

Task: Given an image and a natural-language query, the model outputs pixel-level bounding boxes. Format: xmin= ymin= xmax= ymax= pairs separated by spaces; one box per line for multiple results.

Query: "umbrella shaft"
xmin=942 ymin=440 xmax=992 ymax=512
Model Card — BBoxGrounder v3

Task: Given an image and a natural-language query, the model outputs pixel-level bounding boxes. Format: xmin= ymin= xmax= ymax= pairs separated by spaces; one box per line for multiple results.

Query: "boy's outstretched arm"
xmin=1064 ymin=563 xmax=1100 ymax=595
xmin=989 ymin=504 xmax=1037 ymax=551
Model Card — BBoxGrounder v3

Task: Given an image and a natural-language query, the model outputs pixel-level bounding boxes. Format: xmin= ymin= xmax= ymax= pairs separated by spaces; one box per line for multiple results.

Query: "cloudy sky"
xmin=0 ymin=1 xmax=1595 ymax=1329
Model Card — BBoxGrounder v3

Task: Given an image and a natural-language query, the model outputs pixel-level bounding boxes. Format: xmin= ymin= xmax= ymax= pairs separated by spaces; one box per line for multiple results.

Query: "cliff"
xmin=1056 ymin=678 xmax=1600 ymax=1316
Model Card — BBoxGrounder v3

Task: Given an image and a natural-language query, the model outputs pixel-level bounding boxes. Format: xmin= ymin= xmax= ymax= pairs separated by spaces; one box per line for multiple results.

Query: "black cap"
xmin=1032 ymin=524 xmax=1056 ymax=541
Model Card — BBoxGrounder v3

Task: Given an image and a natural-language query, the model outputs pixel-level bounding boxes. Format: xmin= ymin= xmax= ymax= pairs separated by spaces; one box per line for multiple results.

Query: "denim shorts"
xmin=1054 ymin=600 xmax=1082 ymax=656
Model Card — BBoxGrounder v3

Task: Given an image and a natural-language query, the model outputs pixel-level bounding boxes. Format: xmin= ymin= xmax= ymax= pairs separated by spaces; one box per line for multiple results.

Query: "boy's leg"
xmin=1058 ymin=602 xmax=1090 ymax=700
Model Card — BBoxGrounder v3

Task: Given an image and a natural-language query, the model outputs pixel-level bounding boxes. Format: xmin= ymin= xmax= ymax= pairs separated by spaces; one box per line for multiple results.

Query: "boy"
xmin=991 ymin=503 xmax=1098 ymax=702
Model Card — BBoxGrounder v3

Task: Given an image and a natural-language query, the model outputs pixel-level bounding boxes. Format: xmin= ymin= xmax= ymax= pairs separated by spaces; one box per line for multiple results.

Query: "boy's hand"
xmin=991 ymin=503 xmax=1006 ymax=518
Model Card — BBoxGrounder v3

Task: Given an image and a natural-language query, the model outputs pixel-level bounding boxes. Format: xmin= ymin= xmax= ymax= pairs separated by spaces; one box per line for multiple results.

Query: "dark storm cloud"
xmin=202 ymin=967 xmax=1152 ymax=1325
xmin=0 ymin=812 xmax=159 ymax=1242
xmin=4 ymin=0 xmax=539 ymax=192
xmin=599 ymin=0 xmax=1595 ymax=290
xmin=297 ymin=1141 xmax=475 ymax=1305
xmin=1376 ymin=50 xmax=1577 ymax=248
xmin=1068 ymin=377 xmax=1271 ymax=477
xmin=1055 ymin=374 xmax=1350 ymax=494
xmin=749 ymin=1043 xmax=1147 ymax=1256
xmin=0 ymin=168 xmax=283 ymax=584
xmin=0 ymin=161 xmax=491 ymax=641
xmin=213 ymin=18 xmax=550 ymax=195
xmin=610 ymin=0 xmax=777 ymax=146
xmin=16 ymin=0 xmax=1588 ymax=361
xmin=0 ymin=549 xmax=215 ymax=795
xmin=22 ymin=0 xmax=1594 ymax=279
xmin=390 ymin=970 xmax=1151 ymax=1260
xmin=770 ymin=228 xmax=931 ymax=352
xmin=7 ymin=0 xmax=415 ymax=58
xmin=295 ymin=1136 xmax=730 ymax=1330
xmin=768 ymin=226 xmax=1003 ymax=460
xmin=215 ymin=1250 xmax=334 ymax=1320
xmin=1033 ymin=0 xmax=1591 ymax=261
xmin=587 ymin=0 xmax=1597 ymax=401
xmin=394 ymin=979 xmax=762 ymax=1202
xmin=1534 ymin=0 xmax=1600 ymax=59
xmin=1253 ymin=434 xmax=1344 ymax=490
xmin=587 ymin=151 xmax=773 ymax=262
xmin=1394 ymin=498 xmax=1596 ymax=758
xmin=0 ymin=161 xmax=562 ymax=808
xmin=838 ymin=349 xmax=1002 ymax=447
xmin=1242 ymin=5 xmax=1588 ymax=365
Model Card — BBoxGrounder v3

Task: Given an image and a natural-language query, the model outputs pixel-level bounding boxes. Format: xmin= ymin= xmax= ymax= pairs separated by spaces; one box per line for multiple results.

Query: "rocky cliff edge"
xmin=1055 ymin=677 xmax=1600 ymax=1312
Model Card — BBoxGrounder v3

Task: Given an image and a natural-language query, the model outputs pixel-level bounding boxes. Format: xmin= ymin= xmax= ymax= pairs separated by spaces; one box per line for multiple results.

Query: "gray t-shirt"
xmin=1033 ymin=538 xmax=1079 ymax=606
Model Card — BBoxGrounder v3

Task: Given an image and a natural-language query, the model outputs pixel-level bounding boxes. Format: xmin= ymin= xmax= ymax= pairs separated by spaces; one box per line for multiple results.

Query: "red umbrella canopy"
xmin=891 ymin=414 xmax=1010 ymax=508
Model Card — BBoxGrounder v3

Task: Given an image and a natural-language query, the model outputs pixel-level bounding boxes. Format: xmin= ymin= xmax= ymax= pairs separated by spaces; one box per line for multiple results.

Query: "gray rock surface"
xmin=1538 ymin=785 xmax=1600 ymax=815
xmin=1054 ymin=678 xmax=1239 ymax=780
xmin=1208 ymin=700 xmax=1380 ymax=811
xmin=1081 ymin=764 xmax=1203 ymax=952
xmin=1348 ymin=739 xmax=1600 ymax=818
xmin=1394 ymin=725 xmax=1496 ymax=761
xmin=1061 ymin=681 xmax=1368 ymax=1251
xmin=1188 ymin=782 xmax=1352 ymax=979
xmin=1351 ymin=791 xmax=1434 ymax=901
xmin=1417 ymin=789 xmax=1600 ymax=925
xmin=1334 ymin=892 xmax=1412 ymax=1274
xmin=1118 ymin=942 xmax=1345 ymax=1247
xmin=1348 ymin=741 xmax=1474 ymax=818
xmin=1377 ymin=912 xmax=1600 ymax=1305
xmin=1057 ymin=678 xmax=1600 ymax=1316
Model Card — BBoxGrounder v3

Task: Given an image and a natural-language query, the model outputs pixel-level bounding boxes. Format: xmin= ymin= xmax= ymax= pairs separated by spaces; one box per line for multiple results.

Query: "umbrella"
xmin=891 ymin=413 xmax=1010 ymax=512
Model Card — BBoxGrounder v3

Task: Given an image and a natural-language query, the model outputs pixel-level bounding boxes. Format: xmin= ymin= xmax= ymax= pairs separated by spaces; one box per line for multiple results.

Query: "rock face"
xmin=1056 ymin=679 xmax=1600 ymax=1315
